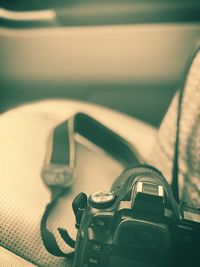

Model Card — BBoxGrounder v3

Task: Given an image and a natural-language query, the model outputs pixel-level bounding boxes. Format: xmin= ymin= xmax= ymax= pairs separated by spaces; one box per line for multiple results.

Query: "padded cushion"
xmin=0 ymin=100 xmax=156 ymax=266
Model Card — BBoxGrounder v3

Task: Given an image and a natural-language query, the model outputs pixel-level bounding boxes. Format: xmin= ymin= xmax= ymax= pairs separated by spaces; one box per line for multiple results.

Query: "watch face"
xmin=90 ymin=191 xmax=115 ymax=204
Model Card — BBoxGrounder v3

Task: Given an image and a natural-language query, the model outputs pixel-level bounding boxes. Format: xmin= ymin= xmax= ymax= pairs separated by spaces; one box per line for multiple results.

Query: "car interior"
xmin=1 ymin=0 xmax=200 ymax=126
xmin=1 ymin=1 xmax=200 ymax=267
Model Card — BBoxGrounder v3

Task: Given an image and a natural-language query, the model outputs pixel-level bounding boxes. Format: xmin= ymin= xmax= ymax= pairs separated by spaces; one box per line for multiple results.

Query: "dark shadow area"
xmin=1 ymin=80 xmax=177 ymax=127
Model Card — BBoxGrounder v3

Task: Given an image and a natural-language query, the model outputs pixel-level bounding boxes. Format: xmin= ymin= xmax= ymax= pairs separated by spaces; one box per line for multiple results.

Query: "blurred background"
xmin=1 ymin=0 xmax=200 ymax=127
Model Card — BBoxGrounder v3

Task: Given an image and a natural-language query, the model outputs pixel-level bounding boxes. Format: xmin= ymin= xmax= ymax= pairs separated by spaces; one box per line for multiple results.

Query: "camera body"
xmin=73 ymin=166 xmax=200 ymax=267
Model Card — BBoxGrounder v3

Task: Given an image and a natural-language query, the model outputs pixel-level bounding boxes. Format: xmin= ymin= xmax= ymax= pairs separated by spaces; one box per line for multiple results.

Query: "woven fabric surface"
xmin=0 ymin=246 xmax=36 ymax=267
xmin=149 ymin=49 xmax=200 ymax=208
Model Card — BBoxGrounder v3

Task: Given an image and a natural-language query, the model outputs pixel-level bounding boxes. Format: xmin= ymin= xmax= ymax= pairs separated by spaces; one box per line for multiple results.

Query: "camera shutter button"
xmin=89 ymin=191 xmax=116 ymax=209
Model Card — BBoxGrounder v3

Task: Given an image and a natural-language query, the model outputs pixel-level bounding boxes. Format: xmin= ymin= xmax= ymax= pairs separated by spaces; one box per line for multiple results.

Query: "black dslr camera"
xmin=72 ymin=165 xmax=200 ymax=267
xmin=40 ymin=113 xmax=200 ymax=266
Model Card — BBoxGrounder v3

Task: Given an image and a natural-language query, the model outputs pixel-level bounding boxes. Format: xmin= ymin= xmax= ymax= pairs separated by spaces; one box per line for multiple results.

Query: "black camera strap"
xmin=40 ymin=112 xmax=141 ymax=257
xmin=40 ymin=85 xmax=186 ymax=257
xmin=171 ymin=88 xmax=184 ymax=204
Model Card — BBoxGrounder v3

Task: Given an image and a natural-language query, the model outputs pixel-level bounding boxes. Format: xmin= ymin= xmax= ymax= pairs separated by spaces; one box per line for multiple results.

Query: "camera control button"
xmin=89 ymin=191 xmax=116 ymax=209
xmin=90 ymin=215 xmax=111 ymax=229
xmin=90 ymin=241 xmax=104 ymax=252
xmin=88 ymin=257 xmax=100 ymax=266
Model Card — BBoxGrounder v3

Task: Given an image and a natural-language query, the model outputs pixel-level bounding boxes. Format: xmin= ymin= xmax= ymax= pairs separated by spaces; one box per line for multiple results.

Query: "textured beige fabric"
xmin=0 ymin=247 xmax=36 ymax=267
xmin=149 ymin=50 xmax=200 ymax=207
xmin=0 ymin=100 xmax=156 ymax=267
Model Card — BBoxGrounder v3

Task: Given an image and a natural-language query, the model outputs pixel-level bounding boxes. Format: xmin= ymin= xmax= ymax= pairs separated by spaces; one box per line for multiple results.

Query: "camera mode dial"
xmin=89 ymin=191 xmax=116 ymax=209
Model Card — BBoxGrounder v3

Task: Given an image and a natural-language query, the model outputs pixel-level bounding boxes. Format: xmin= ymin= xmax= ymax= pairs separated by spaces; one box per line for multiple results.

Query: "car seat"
xmin=1 ymin=45 xmax=200 ymax=266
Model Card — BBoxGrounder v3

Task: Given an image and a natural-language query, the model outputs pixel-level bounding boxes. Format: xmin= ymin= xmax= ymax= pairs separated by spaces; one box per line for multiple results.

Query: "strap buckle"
xmin=42 ymin=164 xmax=74 ymax=188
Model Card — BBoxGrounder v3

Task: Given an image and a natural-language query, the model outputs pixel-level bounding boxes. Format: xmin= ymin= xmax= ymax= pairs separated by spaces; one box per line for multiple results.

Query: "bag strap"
xmin=40 ymin=112 xmax=142 ymax=257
